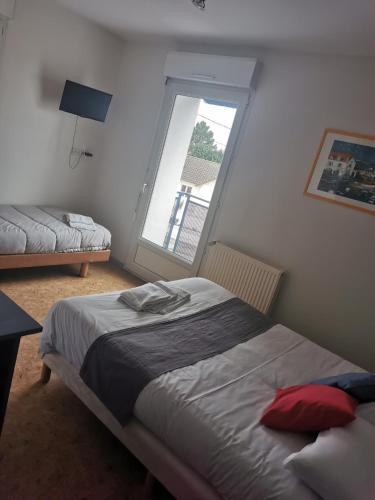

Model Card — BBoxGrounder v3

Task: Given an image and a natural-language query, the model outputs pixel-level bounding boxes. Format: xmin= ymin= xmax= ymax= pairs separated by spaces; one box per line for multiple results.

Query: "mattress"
xmin=40 ymin=278 xmax=374 ymax=500
xmin=0 ymin=205 xmax=111 ymax=254
xmin=41 ymin=278 xmax=234 ymax=370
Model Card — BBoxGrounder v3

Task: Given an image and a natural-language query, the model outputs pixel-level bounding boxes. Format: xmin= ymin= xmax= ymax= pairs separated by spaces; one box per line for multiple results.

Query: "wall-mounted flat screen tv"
xmin=59 ymin=80 xmax=113 ymax=123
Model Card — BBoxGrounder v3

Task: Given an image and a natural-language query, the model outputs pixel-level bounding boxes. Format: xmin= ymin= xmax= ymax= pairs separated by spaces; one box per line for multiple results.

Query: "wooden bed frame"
xmin=0 ymin=250 xmax=111 ymax=277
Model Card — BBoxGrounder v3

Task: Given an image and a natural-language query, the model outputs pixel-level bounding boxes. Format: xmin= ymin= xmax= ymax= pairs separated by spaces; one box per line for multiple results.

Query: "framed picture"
xmin=305 ymin=129 xmax=375 ymax=215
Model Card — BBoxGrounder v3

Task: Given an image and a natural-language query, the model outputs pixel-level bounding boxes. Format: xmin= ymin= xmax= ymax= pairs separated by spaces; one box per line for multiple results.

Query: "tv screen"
xmin=59 ymin=80 xmax=113 ymax=122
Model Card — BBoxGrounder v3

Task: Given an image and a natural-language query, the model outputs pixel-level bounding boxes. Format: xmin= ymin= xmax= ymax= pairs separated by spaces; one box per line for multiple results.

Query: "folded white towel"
xmin=154 ymin=281 xmax=191 ymax=314
xmin=119 ymin=281 xmax=191 ymax=314
xmin=64 ymin=213 xmax=97 ymax=231
xmin=119 ymin=283 xmax=175 ymax=312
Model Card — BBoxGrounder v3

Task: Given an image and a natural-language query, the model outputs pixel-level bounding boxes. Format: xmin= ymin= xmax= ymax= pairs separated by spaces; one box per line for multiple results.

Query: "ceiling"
xmin=57 ymin=0 xmax=375 ymax=56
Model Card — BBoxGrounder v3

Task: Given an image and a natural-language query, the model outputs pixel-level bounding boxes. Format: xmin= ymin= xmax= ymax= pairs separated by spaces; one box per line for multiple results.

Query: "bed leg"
xmin=40 ymin=363 xmax=51 ymax=384
xmin=80 ymin=262 xmax=90 ymax=278
xmin=143 ymin=471 xmax=155 ymax=499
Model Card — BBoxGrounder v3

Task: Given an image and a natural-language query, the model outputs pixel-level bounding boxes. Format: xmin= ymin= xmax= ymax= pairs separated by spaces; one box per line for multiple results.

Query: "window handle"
xmin=133 ymin=183 xmax=149 ymax=221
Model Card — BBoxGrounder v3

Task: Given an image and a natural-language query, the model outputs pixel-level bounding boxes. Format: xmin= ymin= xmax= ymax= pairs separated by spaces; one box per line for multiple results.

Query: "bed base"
xmin=40 ymin=356 xmax=221 ymax=500
xmin=0 ymin=250 xmax=110 ymax=278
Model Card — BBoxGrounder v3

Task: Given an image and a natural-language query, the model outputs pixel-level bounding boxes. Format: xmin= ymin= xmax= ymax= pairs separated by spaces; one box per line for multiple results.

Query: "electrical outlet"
xmin=71 ymin=147 xmax=93 ymax=158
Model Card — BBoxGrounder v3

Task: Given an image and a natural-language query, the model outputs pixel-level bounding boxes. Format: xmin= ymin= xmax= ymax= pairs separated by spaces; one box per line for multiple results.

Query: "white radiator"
xmin=199 ymin=242 xmax=284 ymax=315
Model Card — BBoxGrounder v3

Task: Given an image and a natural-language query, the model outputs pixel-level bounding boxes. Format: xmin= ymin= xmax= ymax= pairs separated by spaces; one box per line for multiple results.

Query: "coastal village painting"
xmin=305 ymin=130 xmax=375 ymax=215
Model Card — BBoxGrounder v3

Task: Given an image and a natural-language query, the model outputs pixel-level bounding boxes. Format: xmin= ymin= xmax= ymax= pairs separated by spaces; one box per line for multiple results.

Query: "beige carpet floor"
xmin=0 ymin=263 xmax=172 ymax=500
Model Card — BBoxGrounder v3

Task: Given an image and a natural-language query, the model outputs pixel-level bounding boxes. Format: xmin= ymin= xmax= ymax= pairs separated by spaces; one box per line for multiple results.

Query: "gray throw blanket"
xmin=80 ymin=298 xmax=275 ymax=424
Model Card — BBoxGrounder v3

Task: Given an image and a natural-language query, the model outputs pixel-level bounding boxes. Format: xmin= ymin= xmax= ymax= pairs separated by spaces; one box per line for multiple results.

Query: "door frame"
xmin=126 ymin=78 xmax=250 ymax=282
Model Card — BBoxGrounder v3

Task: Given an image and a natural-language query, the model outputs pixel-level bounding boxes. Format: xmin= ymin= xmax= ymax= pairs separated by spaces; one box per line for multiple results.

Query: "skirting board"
xmin=42 ymin=353 xmax=220 ymax=500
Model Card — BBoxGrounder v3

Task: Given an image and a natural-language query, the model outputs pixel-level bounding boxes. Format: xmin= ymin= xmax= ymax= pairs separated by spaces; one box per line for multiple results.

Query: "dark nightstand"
xmin=0 ymin=291 xmax=42 ymax=436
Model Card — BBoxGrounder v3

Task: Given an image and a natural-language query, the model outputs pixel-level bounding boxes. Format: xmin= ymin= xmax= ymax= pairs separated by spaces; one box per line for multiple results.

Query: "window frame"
xmin=127 ymin=78 xmax=250 ymax=277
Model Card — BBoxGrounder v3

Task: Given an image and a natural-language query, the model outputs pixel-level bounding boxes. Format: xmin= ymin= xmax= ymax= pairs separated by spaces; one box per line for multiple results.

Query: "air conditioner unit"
xmin=0 ymin=0 xmax=15 ymax=19
xmin=164 ymin=52 xmax=259 ymax=90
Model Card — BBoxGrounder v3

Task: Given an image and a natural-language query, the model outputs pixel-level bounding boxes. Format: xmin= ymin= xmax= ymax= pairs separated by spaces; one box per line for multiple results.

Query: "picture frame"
xmin=304 ymin=129 xmax=375 ymax=215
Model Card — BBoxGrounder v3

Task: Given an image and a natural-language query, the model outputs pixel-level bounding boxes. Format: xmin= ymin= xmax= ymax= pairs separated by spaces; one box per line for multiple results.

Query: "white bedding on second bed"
xmin=136 ymin=325 xmax=369 ymax=500
xmin=40 ymin=278 xmax=373 ymax=500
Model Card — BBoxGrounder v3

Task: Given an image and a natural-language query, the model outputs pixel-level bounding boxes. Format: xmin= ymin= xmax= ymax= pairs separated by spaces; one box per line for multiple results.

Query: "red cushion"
xmin=260 ymin=384 xmax=357 ymax=432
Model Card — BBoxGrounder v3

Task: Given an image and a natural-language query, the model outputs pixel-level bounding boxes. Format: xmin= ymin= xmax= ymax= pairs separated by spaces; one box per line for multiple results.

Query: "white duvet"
xmin=41 ymin=278 xmax=374 ymax=500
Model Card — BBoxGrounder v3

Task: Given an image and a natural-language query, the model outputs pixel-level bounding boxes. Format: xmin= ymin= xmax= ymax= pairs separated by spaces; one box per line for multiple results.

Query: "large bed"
xmin=40 ymin=278 xmax=375 ymax=499
xmin=0 ymin=205 xmax=111 ymax=276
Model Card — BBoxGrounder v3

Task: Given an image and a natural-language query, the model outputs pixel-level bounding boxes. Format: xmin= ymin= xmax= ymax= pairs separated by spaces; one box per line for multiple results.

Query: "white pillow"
xmin=284 ymin=418 xmax=375 ymax=500
xmin=356 ymin=402 xmax=375 ymax=426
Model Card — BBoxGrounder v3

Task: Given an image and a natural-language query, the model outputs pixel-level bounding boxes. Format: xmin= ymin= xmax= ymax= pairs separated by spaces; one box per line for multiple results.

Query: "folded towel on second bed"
xmin=119 ymin=281 xmax=191 ymax=314
xmin=64 ymin=213 xmax=97 ymax=231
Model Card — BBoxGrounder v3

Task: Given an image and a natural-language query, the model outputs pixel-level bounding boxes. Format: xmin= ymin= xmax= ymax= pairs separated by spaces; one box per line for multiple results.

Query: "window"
xmin=127 ymin=77 xmax=250 ymax=281
xmin=142 ymin=94 xmax=238 ymax=263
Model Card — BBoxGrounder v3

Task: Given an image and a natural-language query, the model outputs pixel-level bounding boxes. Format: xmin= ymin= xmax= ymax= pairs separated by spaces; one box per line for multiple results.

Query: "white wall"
xmin=95 ymin=42 xmax=375 ymax=370
xmin=0 ymin=0 xmax=123 ymax=212
xmin=0 ymin=0 xmax=15 ymax=19
xmin=212 ymin=50 xmax=375 ymax=370
xmin=90 ymin=43 xmax=174 ymax=259
xmin=193 ymin=180 xmax=216 ymax=201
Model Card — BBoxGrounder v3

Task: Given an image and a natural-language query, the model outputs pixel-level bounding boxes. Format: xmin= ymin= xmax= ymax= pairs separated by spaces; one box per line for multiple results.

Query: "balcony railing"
xmin=163 ymin=191 xmax=209 ymax=263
